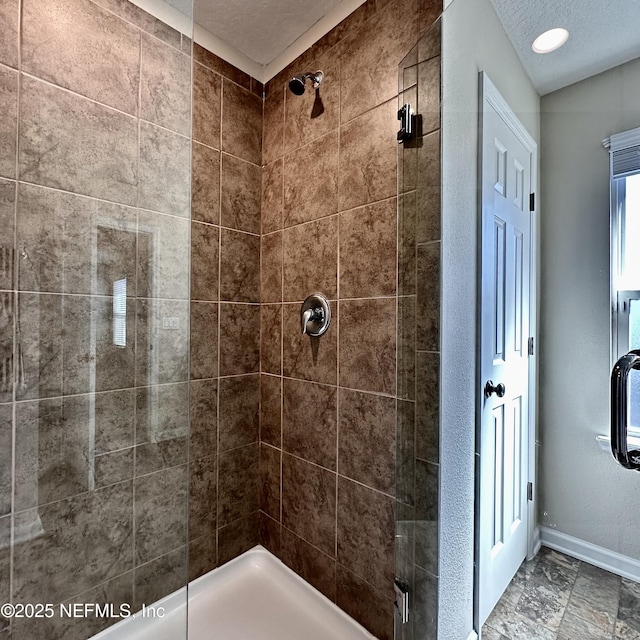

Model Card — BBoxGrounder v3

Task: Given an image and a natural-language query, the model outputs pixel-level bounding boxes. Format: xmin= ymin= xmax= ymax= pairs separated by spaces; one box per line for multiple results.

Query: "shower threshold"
xmin=91 ymin=545 xmax=377 ymax=640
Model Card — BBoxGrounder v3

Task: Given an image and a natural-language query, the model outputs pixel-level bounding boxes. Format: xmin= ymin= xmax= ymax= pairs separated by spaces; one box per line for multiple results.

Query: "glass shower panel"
xmin=396 ymin=17 xmax=442 ymax=640
xmin=0 ymin=0 xmax=193 ymax=638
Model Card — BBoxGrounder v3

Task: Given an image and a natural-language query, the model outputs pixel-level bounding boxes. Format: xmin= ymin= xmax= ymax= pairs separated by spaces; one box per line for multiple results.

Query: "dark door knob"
xmin=484 ymin=380 xmax=506 ymax=398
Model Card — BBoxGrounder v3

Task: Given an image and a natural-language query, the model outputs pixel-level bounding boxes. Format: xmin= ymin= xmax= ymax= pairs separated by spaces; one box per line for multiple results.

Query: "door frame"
xmin=474 ymin=71 xmax=539 ymax=632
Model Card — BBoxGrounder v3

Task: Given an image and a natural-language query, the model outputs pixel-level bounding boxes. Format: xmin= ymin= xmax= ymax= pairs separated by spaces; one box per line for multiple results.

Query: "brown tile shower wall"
xmin=0 ymin=1 xmax=198 ymax=638
xmin=258 ymin=1 xmax=441 ymax=639
xmin=188 ymin=43 xmax=263 ymax=580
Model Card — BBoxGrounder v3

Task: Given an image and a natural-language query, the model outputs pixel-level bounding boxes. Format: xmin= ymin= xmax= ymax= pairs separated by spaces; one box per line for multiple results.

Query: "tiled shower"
xmin=0 ymin=0 xmax=442 ymax=639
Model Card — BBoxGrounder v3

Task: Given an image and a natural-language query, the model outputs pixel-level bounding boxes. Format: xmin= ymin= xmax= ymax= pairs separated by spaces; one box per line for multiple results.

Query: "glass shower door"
xmin=395 ymin=17 xmax=442 ymax=640
xmin=0 ymin=0 xmax=193 ymax=638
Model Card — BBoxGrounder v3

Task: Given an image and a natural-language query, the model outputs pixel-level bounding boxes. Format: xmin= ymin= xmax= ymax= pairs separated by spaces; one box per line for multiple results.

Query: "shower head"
xmin=288 ymin=70 xmax=324 ymax=96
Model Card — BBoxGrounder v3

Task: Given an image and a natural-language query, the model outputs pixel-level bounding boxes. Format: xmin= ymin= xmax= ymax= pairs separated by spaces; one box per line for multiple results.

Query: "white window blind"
xmin=604 ymin=126 xmax=640 ymax=179
xmin=113 ymin=278 xmax=127 ymax=347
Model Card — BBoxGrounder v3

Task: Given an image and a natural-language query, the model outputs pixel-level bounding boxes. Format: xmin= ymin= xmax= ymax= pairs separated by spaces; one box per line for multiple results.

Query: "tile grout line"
xmin=215 ymin=69 xmax=223 ymax=566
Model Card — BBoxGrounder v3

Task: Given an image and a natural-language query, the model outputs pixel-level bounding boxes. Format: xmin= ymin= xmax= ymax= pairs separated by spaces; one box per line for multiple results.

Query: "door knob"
xmin=484 ymin=380 xmax=505 ymax=398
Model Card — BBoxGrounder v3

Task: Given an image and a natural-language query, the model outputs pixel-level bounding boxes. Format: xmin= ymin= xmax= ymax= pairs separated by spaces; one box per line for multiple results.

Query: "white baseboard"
xmin=528 ymin=526 xmax=541 ymax=560
xmin=466 ymin=631 xmax=479 ymax=640
xmin=540 ymin=526 xmax=640 ymax=582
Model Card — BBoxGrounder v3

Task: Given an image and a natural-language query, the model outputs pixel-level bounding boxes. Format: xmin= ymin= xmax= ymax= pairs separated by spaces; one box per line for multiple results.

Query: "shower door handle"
xmin=611 ymin=349 xmax=640 ymax=470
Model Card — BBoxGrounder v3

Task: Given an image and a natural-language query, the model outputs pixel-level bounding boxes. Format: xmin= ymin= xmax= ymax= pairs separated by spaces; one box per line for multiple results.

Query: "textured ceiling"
xmin=193 ymin=0 xmax=345 ymax=66
xmin=488 ymin=0 xmax=640 ymax=94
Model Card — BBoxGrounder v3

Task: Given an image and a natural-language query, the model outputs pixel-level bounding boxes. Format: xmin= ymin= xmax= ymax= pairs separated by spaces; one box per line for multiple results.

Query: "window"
xmin=608 ymin=128 xmax=640 ymax=433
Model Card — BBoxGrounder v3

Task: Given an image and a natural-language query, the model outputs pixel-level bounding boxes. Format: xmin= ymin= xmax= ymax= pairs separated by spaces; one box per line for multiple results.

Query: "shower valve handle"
xmin=300 ymin=294 xmax=331 ymax=337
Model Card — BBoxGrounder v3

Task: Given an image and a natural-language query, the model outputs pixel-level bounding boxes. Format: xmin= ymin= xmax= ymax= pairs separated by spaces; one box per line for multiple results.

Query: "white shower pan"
xmin=91 ymin=545 xmax=377 ymax=640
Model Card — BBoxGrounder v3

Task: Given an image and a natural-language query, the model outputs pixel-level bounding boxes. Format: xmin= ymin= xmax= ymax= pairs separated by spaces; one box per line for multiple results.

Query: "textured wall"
xmin=257 ymin=1 xmax=440 ymax=638
xmin=539 ymin=57 xmax=640 ymax=559
xmin=440 ymin=0 xmax=539 ymax=637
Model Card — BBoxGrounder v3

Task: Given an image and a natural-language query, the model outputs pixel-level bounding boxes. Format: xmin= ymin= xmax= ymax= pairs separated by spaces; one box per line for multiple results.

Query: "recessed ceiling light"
xmin=532 ymin=28 xmax=569 ymax=54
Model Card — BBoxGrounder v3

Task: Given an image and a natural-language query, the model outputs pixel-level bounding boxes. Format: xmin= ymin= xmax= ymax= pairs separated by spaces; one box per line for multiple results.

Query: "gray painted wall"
xmin=539 ymin=57 xmax=640 ymax=558
xmin=440 ymin=0 xmax=539 ymax=637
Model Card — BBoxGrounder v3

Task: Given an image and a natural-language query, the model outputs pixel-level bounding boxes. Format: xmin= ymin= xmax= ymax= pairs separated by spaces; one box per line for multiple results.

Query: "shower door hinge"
xmin=529 ymin=193 xmax=535 ymax=212
xmin=527 ymin=482 xmax=533 ymax=501
xmin=528 ymin=337 xmax=534 ymax=356
xmin=397 ymin=103 xmax=414 ymax=144
xmin=394 ymin=578 xmax=410 ymax=624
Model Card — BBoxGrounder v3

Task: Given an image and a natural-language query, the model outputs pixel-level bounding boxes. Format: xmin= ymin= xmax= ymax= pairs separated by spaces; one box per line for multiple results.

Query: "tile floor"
xmin=482 ymin=547 xmax=640 ymax=640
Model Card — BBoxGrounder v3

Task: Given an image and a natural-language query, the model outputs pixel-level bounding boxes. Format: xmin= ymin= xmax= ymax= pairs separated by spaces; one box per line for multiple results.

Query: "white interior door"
xmin=478 ymin=73 xmax=536 ymax=626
